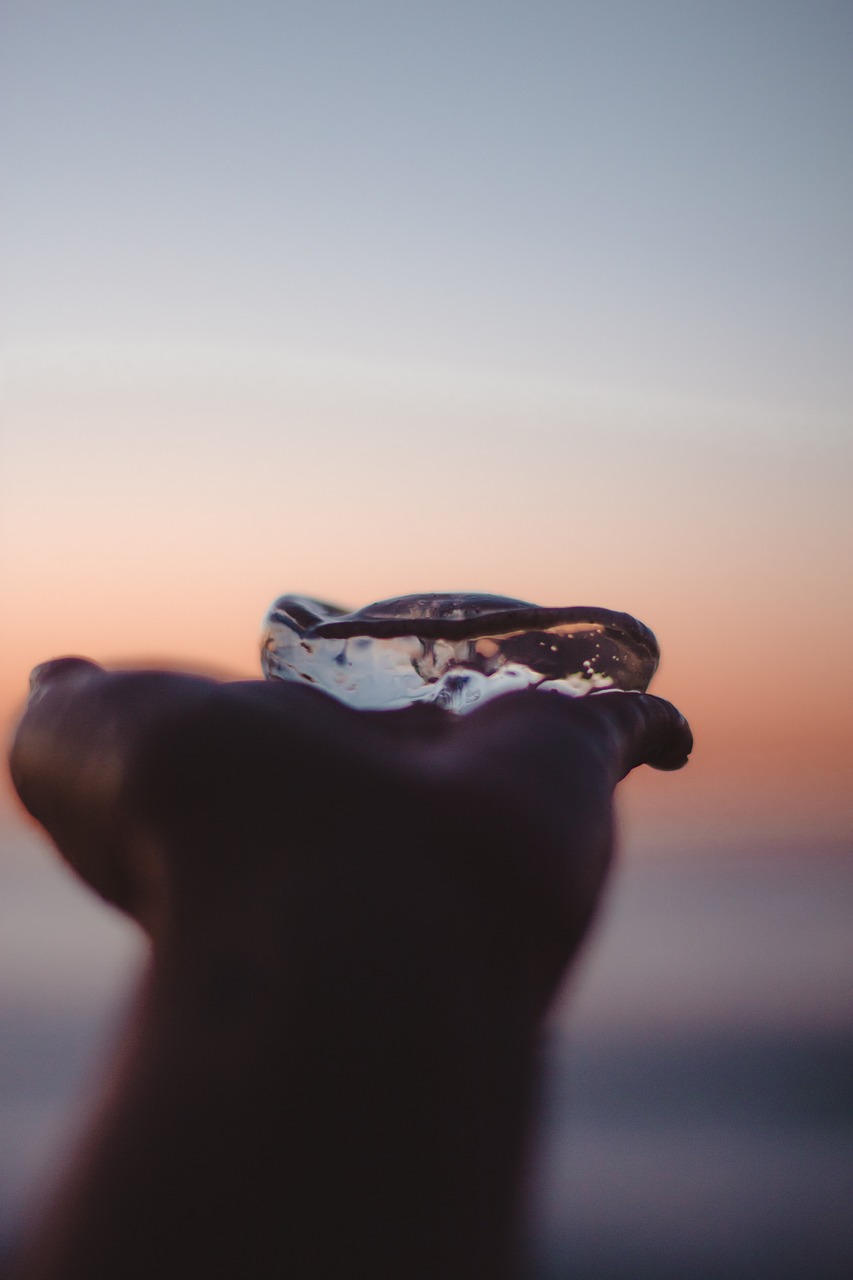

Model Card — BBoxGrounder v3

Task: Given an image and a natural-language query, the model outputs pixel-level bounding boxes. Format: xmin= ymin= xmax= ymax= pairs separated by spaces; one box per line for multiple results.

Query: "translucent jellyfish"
xmin=261 ymin=593 xmax=659 ymax=714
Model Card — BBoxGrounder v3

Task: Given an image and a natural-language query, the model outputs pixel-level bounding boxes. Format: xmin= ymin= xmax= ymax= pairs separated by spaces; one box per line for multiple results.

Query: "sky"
xmin=1 ymin=0 xmax=851 ymax=853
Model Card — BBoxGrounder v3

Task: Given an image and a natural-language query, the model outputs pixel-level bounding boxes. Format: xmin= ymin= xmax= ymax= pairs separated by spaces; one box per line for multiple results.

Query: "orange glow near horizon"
xmin=3 ymin=534 xmax=851 ymax=851
xmin=2 ymin=353 xmax=851 ymax=852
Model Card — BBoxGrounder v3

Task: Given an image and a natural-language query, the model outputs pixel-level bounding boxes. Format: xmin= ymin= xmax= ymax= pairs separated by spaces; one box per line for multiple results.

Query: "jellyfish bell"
xmin=261 ymin=593 xmax=659 ymax=715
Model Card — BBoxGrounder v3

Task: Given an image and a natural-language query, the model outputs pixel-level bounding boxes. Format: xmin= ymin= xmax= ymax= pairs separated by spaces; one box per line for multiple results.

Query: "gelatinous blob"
xmin=261 ymin=593 xmax=659 ymax=714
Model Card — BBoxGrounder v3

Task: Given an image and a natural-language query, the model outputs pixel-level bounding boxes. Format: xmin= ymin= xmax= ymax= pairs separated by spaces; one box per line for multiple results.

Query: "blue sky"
xmin=3 ymin=0 xmax=851 ymax=420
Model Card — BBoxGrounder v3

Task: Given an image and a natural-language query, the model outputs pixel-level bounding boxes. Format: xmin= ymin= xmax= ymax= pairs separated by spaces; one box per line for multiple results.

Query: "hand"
xmin=8 ymin=657 xmax=691 ymax=1280
xmin=10 ymin=656 xmax=691 ymax=960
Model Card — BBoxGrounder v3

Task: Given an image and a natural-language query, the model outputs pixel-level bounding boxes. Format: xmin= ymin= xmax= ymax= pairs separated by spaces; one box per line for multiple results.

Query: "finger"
xmin=29 ymin=655 xmax=104 ymax=692
xmin=10 ymin=659 xmax=218 ymax=919
xmin=11 ymin=659 xmax=130 ymax=911
xmin=441 ymin=687 xmax=691 ymax=784
xmin=12 ymin=660 xmax=216 ymax=822
xmin=581 ymin=690 xmax=693 ymax=775
xmin=11 ymin=658 xmax=110 ymax=824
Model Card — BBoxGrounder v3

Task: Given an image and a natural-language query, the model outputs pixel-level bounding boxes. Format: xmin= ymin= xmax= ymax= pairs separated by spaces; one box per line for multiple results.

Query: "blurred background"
xmin=1 ymin=2 xmax=851 ymax=1275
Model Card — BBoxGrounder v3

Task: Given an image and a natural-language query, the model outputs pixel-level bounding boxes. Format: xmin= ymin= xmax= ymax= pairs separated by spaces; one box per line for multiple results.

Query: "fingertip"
xmin=646 ymin=734 xmax=692 ymax=770
xmin=638 ymin=698 xmax=693 ymax=771
xmin=29 ymin=657 xmax=102 ymax=694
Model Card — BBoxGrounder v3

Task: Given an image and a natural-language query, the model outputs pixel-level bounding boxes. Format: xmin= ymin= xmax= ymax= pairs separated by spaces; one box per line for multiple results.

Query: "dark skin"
xmin=8 ymin=658 xmax=691 ymax=1280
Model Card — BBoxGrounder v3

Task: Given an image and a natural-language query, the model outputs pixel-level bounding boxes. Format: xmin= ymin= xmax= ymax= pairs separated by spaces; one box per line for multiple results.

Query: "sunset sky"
xmin=2 ymin=0 xmax=851 ymax=853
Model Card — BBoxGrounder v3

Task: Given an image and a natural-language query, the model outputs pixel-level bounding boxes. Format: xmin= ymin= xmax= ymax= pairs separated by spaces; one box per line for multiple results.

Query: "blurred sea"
xmin=1 ymin=824 xmax=851 ymax=1277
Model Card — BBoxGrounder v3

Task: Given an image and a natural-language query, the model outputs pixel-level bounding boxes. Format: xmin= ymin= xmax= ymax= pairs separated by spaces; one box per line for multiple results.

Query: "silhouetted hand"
xmin=11 ymin=657 xmax=691 ymax=943
xmin=9 ymin=658 xmax=691 ymax=1280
